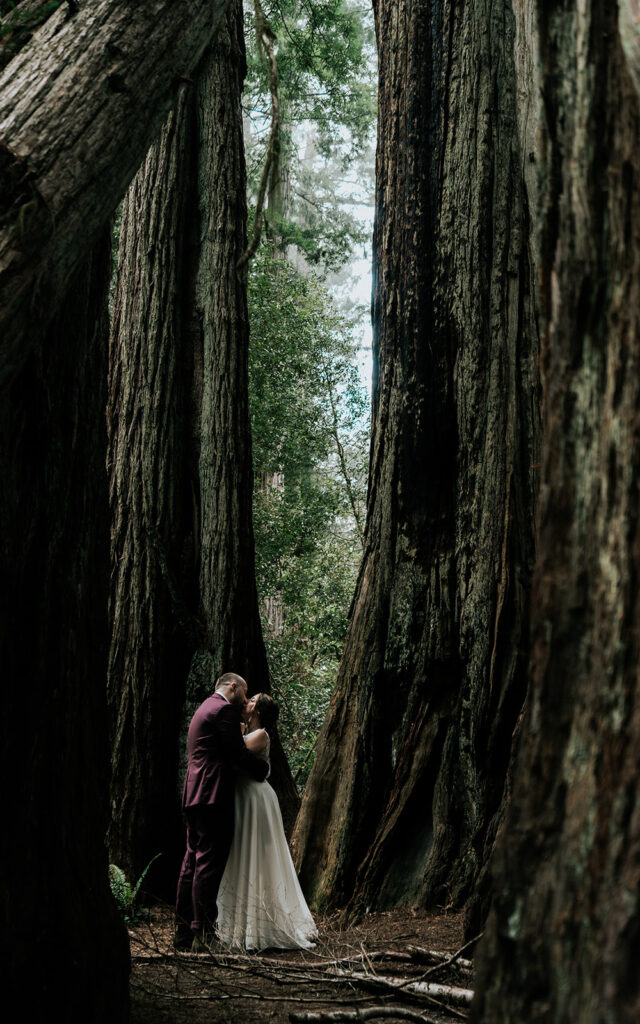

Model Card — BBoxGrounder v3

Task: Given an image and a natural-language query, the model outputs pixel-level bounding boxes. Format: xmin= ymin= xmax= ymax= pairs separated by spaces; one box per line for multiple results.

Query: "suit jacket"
xmin=182 ymin=692 xmax=269 ymax=814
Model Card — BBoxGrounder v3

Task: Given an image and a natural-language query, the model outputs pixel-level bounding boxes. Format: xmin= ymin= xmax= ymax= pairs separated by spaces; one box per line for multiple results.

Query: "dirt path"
xmin=129 ymin=906 xmax=469 ymax=1023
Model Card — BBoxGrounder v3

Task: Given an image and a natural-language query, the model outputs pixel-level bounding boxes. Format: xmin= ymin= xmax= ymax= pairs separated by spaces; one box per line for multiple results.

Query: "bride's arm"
xmin=244 ymin=728 xmax=269 ymax=756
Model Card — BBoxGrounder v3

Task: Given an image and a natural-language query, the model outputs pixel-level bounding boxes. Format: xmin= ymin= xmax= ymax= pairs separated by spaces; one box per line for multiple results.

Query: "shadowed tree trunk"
xmin=107 ymin=86 xmax=198 ymax=893
xmin=185 ymin=0 xmax=299 ymax=832
xmin=293 ymin=0 xmax=540 ymax=920
xmin=108 ymin=1 xmax=298 ymax=889
xmin=0 ymin=227 xmax=130 ymax=1020
xmin=0 ymin=0 xmax=232 ymax=382
xmin=473 ymin=5 xmax=640 ymax=1021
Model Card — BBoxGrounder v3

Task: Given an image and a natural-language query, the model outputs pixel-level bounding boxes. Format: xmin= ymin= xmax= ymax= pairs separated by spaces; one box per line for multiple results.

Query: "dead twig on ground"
xmin=405 ymin=946 xmax=474 ymax=972
xmin=403 ymin=934 xmax=480 ymax=986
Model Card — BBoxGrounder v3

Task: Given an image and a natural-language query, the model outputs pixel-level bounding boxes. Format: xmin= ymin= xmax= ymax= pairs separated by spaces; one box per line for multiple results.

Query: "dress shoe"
xmin=191 ymin=929 xmax=224 ymax=954
xmin=173 ymin=928 xmax=194 ymax=952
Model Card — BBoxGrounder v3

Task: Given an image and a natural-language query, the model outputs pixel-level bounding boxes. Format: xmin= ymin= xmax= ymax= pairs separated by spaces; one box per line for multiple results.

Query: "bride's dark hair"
xmin=255 ymin=693 xmax=279 ymax=731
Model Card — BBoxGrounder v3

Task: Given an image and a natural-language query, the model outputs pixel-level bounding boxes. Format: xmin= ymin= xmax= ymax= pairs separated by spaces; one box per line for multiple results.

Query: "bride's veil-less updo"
xmin=255 ymin=693 xmax=279 ymax=731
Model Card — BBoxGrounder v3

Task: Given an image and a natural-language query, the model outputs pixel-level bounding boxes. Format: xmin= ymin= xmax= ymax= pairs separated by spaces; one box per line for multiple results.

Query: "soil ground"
xmin=129 ymin=905 xmax=469 ymax=1024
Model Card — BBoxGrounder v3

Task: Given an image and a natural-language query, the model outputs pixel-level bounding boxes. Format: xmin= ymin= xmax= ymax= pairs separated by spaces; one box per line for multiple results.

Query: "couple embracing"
xmin=175 ymin=672 xmax=317 ymax=952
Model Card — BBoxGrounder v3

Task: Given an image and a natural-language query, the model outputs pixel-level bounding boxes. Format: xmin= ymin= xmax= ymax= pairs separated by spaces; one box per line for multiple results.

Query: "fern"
xmin=109 ymin=854 xmax=161 ymax=922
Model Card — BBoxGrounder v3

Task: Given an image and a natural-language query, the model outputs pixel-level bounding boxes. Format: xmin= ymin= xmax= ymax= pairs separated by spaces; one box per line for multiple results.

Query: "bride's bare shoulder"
xmin=244 ymin=727 xmax=269 ymax=754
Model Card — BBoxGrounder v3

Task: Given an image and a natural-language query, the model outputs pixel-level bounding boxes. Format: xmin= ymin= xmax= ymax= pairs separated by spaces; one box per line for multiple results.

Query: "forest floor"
xmin=129 ymin=904 xmax=471 ymax=1024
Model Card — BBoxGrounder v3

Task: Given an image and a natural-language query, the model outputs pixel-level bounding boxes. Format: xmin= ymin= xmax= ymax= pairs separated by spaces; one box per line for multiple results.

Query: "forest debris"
xmin=289 ymin=1007 xmax=445 ymax=1023
xmin=330 ymin=969 xmax=473 ymax=1009
xmin=406 ymin=948 xmax=473 ymax=972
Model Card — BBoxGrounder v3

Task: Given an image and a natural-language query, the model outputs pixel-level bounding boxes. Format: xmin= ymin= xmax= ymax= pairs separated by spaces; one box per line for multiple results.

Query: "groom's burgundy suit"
xmin=176 ymin=691 xmax=269 ymax=937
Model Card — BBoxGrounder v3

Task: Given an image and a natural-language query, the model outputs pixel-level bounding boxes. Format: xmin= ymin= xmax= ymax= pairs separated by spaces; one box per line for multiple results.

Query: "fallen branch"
xmin=406 ymin=948 xmax=473 ymax=972
xmin=405 ymin=934 xmax=480 ymax=987
xmin=330 ymin=970 xmax=472 ymax=1018
xmin=290 ymin=1008 xmax=444 ymax=1023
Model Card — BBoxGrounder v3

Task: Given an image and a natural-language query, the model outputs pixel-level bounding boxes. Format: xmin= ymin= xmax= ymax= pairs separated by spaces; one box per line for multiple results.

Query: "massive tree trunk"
xmin=473 ymin=6 xmax=640 ymax=1022
xmin=293 ymin=0 xmax=540 ymax=918
xmin=108 ymin=0 xmax=298 ymax=887
xmin=0 ymin=228 xmax=130 ymax=1019
xmin=185 ymin=0 xmax=299 ymax=831
xmin=0 ymin=0 xmax=231 ymax=384
xmin=107 ymin=86 xmax=198 ymax=892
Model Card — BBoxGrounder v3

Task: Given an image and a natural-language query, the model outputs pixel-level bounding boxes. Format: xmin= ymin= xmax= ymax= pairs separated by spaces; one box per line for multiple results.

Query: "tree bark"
xmin=186 ymin=0 xmax=299 ymax=831
xmin=292 ymin=0 xmax=540 ymax=919
xmin=107 ymin=86 xmax=198 ymax=892
xmin=0 ymin=227 xmax=130 ymax=1020
xmin=108 ymin=0 xmax=298 ymax=886
xmin=0 ymin=0 xmax=231 ymax=390
xmin=195 ymin=14 xmax=269 ymax=694
xmin=473 ymin=5 xmax=640 ymax=1022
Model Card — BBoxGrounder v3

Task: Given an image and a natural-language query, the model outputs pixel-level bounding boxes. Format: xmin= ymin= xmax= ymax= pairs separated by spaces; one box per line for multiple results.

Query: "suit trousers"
xmin=175 ymin=804 xmax=234 ymax=934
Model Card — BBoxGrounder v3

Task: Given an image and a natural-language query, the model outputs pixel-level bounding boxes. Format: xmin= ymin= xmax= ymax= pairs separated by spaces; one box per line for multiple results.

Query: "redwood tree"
xmin=0 ymin=228 xmax=130 ymax=1019
xmin=0 ymin=0 xmax=232 ymax=376
xmin=108 ymin=0 xmax=297 ymax=888
xmin=107 ymin=83 xmax=198 ymax=890
xmin=292 ymin=0 xmax=540 ymax=919
xmin=474 ymin=5 xmax=640 ymax=1021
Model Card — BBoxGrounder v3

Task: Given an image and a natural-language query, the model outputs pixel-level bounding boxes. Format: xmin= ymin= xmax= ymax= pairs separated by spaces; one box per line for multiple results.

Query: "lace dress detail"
xmin=216 ymin=730 xmax=317 ymax=950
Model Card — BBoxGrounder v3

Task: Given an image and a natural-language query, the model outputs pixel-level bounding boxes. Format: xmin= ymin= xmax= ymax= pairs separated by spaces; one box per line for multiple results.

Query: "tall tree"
xmin=243 ymin=0 xmax=375 ymax=269
xmin=108 ymin=0 xmax=297 ymax=888
xmin=0 ymin=0 xmax=232 ymax=376
xmin=107 ymin=85 xmax=198 ymax=891
xmin=292 ymin=0 xmax=540 ymax=920
xmin=473 ymin=4 xmax=640 ymax=1020
xmin=184 ymin=1 xmax=299 ymax=829
xmin=0 ymin=225 xmax=130 ymax=1019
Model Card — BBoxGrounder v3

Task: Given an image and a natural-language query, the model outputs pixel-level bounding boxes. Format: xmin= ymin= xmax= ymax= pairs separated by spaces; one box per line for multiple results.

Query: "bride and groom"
xmin=175 ymin=671 xmax=317 ymax=952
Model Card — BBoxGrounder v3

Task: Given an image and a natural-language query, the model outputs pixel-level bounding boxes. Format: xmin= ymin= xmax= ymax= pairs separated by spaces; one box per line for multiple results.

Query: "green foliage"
xmin=108 ymin=854 xmax=161 ymax=923
xmin=0 ymin=1 xmax=61 ymax=73
xmin=248 ymin=246 xmax=369 ymax=784
xmin=0 ymin=1 xmax=60 ymax=36
xmin=246 ymin=1 xmax=375 ymax=152
xmin=244 ymin=0 xmax=376 ymax=271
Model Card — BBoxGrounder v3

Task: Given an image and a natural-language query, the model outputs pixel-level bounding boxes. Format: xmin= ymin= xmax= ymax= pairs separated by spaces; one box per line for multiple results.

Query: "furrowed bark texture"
xmin=473 ymin=6 xmax=640 ymax=1022
xmin=107 ymin=87 xmax=197 ymax=890
xmin=108 ymin=1 xmax=297 ymax=884
xmin=0 ymin=229 xmax=130 ymax=1020
xmin=293 ymin=0 xmax=539 ymax=918
xmin=187 ymin=1 xmax=299 ymax=831
xmin=0 ymin=0 xmax=231 ymax=389
xmin=195 ymin=20 xmax=268 ymax=694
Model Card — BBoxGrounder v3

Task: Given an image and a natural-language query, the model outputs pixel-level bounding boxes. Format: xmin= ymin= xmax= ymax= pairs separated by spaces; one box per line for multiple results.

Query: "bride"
xmin=216 ymin=693 xmax=318 ymax=951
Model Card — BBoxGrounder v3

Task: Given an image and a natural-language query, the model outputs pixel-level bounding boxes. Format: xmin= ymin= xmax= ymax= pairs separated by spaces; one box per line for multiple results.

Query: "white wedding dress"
xmin=217 ymin=733 xmax=318 ymax=950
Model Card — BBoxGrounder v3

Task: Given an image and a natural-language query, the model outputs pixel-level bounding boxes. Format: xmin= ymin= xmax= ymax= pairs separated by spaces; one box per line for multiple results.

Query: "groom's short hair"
xmin=215 ymin=672 xmax=245 ymax=691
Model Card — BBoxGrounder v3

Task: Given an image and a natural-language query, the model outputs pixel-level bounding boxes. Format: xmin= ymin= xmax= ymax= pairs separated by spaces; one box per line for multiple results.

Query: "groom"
xmin=175 ymin=671 xmax=269 ymax=951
